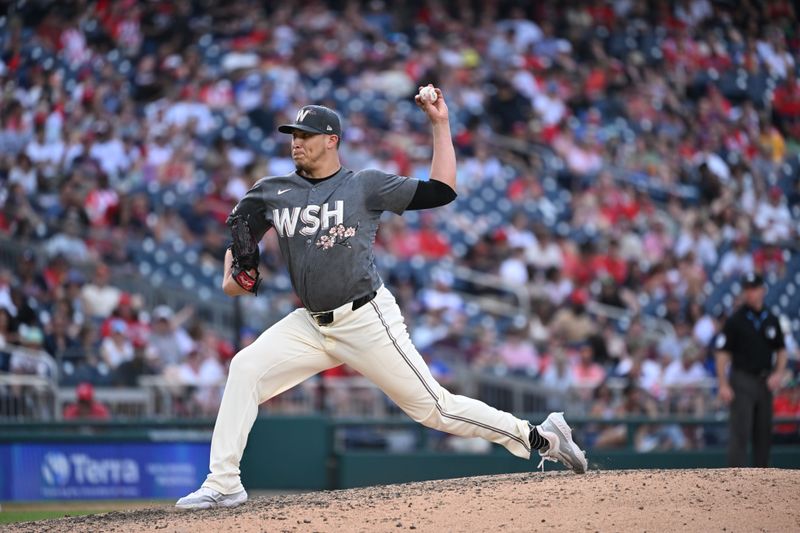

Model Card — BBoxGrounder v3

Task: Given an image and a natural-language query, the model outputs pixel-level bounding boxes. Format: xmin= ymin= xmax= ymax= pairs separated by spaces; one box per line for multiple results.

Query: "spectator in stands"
xmin=25 ymin=126 xmax=64 ymax=180
xmin=691 ymin=304 xmax=721 ymax=350
xmin=166 ymin=347 xmax=225 ymax=416
xmin=596 ymin=276 xmax=628 ymax=310
xmin=99 ymin=319 xmax=134 ymax=375
xmin=495 ymin=324 xmax=540 ymax=377
xmin=591 ymin=238 xmax=629 ymax=286
xmin=63 ymin=382 xmax=111 ymax=420
xmin=539 ymin=339 xmax=572 ymax=381
xmin=504 ymin=212 xmax=537 ymax=251
xmin=0 ymin=307 xmax=18 ymax=349
xmin=16 ymin=251 xmax=46 ymax=303
xmin=754 ymin=234 xmax=787 ymax=277
xmin=45 ymin=211 xmax=94 ymax=264
xmin=8 ymin=153 xmax=37 ymax=195
xmin=570 ymin=342 xmax=606 ymax=391
xmin=101 ymin=292 xmax=148 ymax=343
xmin=718 ymin=234 xmax=755 ymax=279
xmin=62 ymin=270 xmax=87 ymax=324
xmin=428 ymin=312 xmax=478 ymax=363
xmin=772 ymin=76 xmax=800 ymax=139
xmin=674 ymin=219 xmax=718 ymax=269
xmin=146 ymin=305 xmax=194 ymax=369
xmin=641 ymin=219 xmax=673 ymax=265
xmin=754 ymin=186 xmax=793 ymax=243
xmin=64 ymin=323 xmax=105 ymax=386
xmin=114 ymin=338 xmax=158 ymax=387
xmin=81 ymin=263 xmax=121 ymax=320
xmin=419 ymin=269 xmax=464 ymax=316
xmin=410 ymin=308 xmax=449 ymax=353
xmin=499 ymin=245 xmax=529 ymax=286
xmin=615 ymin=346 xmax=663 ymax=399
xmin=773 ymin=376 xmax=800 ymax=445
xmin=662 ymin=342 xmax=711 ymax=411
xmin=43 ymin=310 xmax=80 ymax=362
xmin=549 ymin=289 xmax=595 ymax=344
xmin=525 ymin=224 xmax=563 ymax=274
xmin=541 ymin=266 xmax=573 ymax=306
xmin=658 ymin=320 xmax=694 ymax=363
xmin=586 ymin=381 xmax=623 ymax=447
xmin=10 ymin=324 xmax=52 ymax=378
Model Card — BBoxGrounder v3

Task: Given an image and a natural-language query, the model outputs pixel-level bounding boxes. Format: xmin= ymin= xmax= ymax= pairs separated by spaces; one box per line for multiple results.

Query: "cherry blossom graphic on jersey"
xmin=316 ymin=223 xmax=358 ymax=250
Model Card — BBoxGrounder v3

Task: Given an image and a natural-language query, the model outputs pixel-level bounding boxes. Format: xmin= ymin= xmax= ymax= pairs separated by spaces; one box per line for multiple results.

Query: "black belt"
xmin=310 ymin=291 xmax=377 ymax=326
xmin=733 ymin=368 xmax=771 ymax=379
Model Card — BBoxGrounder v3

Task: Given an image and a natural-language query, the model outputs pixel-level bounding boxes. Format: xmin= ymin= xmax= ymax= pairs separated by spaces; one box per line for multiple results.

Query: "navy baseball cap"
xmin=741 ymin=272 xmax=764 ymax=288
xmin=278 ymin=105 xmax=342 ymax=136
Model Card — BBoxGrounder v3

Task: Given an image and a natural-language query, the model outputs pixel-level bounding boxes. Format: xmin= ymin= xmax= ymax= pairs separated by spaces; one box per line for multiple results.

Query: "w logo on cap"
xmin=279 ymin=105 xmax=342 ymax=136
xmin=296 ymin=109 xmax=311 ymax=123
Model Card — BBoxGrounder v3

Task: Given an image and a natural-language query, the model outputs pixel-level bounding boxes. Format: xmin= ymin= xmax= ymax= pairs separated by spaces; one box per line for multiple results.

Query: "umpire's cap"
xmin=279 ymin=105 xmax=342 ymax=136
xmin=741 ymin=272 xmax=765 ymax=289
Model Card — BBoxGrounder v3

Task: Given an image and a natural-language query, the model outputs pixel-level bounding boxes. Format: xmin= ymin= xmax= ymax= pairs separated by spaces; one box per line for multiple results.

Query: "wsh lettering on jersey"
xmin=273 ymin=201 xmax=344 ymax=237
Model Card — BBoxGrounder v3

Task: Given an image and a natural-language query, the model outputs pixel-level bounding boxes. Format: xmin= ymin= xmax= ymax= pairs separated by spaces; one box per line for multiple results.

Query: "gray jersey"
xmin=229 ymin=167 xmax=418 ymax=312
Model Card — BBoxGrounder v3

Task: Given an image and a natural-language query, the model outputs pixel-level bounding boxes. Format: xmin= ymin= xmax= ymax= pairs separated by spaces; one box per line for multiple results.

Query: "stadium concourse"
xmin=0 ymin=1 xmax=799 ymax=452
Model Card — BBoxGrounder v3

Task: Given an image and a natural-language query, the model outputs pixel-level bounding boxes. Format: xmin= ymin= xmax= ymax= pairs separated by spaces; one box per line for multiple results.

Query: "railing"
xmin=0 ymin=369 xmax=730 ymax=422
xmin=587 ymin=300 xmax=676 ymax=341
xmin=2 ymin=343 xmax=59 ymax=379
xmin=0 ymin=374 xmax=57 ymax=421
xmin=452 ymin=264 xmax=531 ymax=318
xmin=55 ymin=386 xmax=155 ymax=420
xmin=470 ymin=372 xmax=721 ymax=416
xmin=328 ymin=413 xmax=797 ymax=455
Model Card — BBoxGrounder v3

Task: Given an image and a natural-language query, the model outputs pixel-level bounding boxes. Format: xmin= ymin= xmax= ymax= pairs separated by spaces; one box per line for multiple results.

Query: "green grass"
xmin=0 ymin=510 xmax=101 ymax=524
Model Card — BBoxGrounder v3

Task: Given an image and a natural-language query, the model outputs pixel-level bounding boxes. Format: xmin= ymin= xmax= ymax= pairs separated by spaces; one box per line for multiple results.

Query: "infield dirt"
xmin=3 ymin=468 xmax=798 ymax=532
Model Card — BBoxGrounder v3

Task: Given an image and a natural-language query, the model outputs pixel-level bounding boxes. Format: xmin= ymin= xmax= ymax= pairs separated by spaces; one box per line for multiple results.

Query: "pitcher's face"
xmin=291 ymin=131 xmax=337 ymax=174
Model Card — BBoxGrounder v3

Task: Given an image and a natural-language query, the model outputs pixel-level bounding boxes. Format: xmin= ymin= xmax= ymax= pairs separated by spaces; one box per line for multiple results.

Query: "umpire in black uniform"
xmin=715 ymin=272 xmax=788 ymax=467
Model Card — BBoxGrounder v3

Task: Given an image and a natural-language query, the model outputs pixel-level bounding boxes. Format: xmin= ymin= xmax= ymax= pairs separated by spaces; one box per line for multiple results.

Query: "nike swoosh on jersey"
xmin=277 ymin=188 xmax=292 ymax=195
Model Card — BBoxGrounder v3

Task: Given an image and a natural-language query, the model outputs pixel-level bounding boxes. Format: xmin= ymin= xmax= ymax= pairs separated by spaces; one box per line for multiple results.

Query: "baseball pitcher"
xmin=177 ymin=86 xmax=587 ymax=510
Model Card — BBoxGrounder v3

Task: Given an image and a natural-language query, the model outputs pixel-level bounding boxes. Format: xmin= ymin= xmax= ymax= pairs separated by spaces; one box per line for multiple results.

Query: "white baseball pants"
xmin=202 ymin=285 xmax=531 ymax=494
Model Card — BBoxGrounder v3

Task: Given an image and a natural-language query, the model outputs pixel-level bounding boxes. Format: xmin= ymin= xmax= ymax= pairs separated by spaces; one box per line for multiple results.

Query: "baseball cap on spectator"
xmin=19 ymin=324 xmax=44 ymax=346
xmin=153 ymin=305 xmax=174 ymax=321
xmin=76 ymin=382 xmax=94 ymax=402
xmin=768 ymin=186 xmax=783 ymax=200
xmin=431 ymin=268 xmax=454 ymax=287
xmin=110 ymin=319 xmax=127 ymax=335
xmin=132 ymin=337 xmax=147 ymax=349
xmin=741 ymin=272 xmax=764 ymax=289
xmin=681 ymin=342 xmax=703 ymax=361
xmin=570 ymin=288 xmax=589 ymax=306
xmin=66 ymin=270 xmax=85 ymax=285
xmin=278 ymin=105 xmax=342 ymax=137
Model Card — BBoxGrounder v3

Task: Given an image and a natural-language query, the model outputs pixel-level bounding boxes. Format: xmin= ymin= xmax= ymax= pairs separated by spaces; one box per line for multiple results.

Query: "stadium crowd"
xmin=0 ymin=0 xmax=799 ymax=446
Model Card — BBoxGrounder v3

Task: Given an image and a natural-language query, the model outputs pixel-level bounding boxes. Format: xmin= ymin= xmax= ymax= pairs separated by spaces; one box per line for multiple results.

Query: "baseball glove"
xmin=228 ymin=215 xmax=262 ymax=295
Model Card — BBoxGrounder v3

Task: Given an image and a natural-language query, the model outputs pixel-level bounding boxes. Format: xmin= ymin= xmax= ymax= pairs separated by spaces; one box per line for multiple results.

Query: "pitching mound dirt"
xmin=5 ymin=468 xmax=799 ymax=532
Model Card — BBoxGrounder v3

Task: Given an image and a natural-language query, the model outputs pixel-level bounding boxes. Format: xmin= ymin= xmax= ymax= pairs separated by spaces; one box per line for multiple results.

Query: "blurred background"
xmin=0 ymin=0 xmax=799 ymax=503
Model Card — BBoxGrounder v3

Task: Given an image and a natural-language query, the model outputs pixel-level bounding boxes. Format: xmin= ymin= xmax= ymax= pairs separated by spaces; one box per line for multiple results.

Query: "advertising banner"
xmin=0 ymin=442 xmax=209 ymax=501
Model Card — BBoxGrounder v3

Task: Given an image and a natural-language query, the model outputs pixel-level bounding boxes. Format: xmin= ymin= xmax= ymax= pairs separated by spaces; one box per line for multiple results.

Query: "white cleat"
xmin=175 ymin=487 xmax=248 ymax=510
xmin=535 ymin=412 xmax=588 ymax=474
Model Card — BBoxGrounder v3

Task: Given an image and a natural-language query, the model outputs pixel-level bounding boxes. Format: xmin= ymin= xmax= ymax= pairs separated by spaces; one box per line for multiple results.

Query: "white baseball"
xmin=419 ymin=86 xmax=437 ymax=103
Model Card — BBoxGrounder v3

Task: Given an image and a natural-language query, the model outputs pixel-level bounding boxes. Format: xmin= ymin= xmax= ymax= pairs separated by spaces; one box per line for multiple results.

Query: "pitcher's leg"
xmin=204 ymin=310 xmax=339 ymax=493
xmin=333 ymin=290 xmax=531 ymax=459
